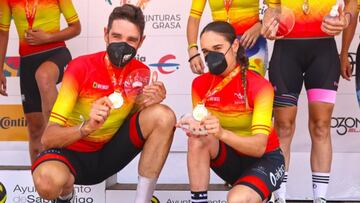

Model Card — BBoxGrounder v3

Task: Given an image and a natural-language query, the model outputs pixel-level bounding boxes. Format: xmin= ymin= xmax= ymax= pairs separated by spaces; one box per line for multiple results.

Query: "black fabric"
xmin=19 ymin=47 xmax=71 ymax=113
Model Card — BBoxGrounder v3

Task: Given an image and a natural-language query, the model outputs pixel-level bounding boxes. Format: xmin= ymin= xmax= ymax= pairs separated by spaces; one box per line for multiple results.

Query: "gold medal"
xmin=302 ymin=0 xmax=310 ymax=15
xmin=108 ymin=92 xmax=124 ymax=109
xmin=192 ymin=103 xmax=208 ymax=121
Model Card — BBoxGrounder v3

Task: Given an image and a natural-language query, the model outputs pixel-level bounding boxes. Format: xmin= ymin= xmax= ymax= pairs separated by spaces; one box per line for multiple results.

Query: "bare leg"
xmin=32 ymin=161 xmax=75 ymax=200
xmin=25 ymin=113 xmax=45 ymax=164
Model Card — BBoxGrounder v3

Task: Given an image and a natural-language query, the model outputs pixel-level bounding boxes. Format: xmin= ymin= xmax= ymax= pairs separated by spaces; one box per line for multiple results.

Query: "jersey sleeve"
xmin=0 ymin=0 xmax=11 ymax=31
xmin=248 ymin=74 xmax=274 ymax=136
xmin=358 ymin=0 xmax=360 ymax=12
xmin=190 ymin=0 xmax=207 ymax=19
xmin=49 ymin=58 xmax=85 ymax=125
xmin=59 ymin=0 xmax=79 ymax=24
xmin=265 ymin=0 xmax=281 ymax=8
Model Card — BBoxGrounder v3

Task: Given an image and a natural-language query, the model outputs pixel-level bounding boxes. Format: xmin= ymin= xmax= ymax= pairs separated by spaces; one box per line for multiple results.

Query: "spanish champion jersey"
xmin=49 ymin=51 xmax=149 ymax=152
xmin=192 ymin=70 xmax=279 ymax=153
xmin=281 ymin=0 xmax=360 ymax=38
xmin=190 ymin=0 xmax=280 ymax=35
xmin=0 ymin=0 xmax=79 ymax=56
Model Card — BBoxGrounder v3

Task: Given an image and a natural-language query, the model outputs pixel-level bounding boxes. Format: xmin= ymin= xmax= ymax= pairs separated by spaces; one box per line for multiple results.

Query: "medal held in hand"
xmin=192 ymin=103 xmax=208 ymax=121
xmin=108 ymin=91 xmax=124 ymax=109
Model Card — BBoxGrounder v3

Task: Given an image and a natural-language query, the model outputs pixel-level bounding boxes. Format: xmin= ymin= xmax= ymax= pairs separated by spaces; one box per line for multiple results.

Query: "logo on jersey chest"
xmin=93 ymin=82 xmax=110 ymax=90
xmin=234 ymin=92 xmax=245 ymax=104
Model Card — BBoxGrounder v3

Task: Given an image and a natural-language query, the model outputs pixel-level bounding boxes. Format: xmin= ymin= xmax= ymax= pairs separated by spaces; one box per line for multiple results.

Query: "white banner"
xmin=0 ymin=171 xmax=105 ymax=203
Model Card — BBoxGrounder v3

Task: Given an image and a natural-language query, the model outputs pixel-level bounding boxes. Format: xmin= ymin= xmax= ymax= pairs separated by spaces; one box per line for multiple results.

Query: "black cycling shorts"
xmin=211 ymin=142 xmax=285 ymax=200
xmin=31 ymin=112 xmax=145 ymax=185
xmin=269 ymin=38 xmax=340 ymax=107
xmin=20 ymin=47 xmax=71 ymax=113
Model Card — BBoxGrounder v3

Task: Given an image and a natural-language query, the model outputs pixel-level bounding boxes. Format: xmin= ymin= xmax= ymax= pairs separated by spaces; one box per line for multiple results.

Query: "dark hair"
xmin=107 ymin=4 xmax=145 ymax=37
xmin=200 ymin=21 xmax=249 ymax=110
xmin=200 ymin=21 xmax=249 ymax=68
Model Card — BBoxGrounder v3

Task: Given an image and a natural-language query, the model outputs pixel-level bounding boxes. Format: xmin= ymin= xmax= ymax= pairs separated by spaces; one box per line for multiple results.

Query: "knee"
xmin=310 ymin=120 xmax=330 ymax=141
xmin=33 ymin=167 xmax=64 ymax=200
xmin=150 ymin=104 xmax=176 ymax=128
xmin=275 ymin=119 xmax=295 ymax=138
xmin=227 ymin=191 xmax=256 ymax=203
xmin=187 ymin=137 xmax=208 ymax=154
xmin=35 ymin=68 xmax=56 ymax=90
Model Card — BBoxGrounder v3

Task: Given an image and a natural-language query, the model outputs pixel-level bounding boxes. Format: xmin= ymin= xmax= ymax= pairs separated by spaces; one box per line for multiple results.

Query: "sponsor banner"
xmin=0 ymin=170 xmax=105 ymax=203
xmin=137 ymin=35 xmax=195 ymax=95
xmin=106 ymin=190 xmax=227 ymax=203
xmin=0 ymin=105 xmax=28 ymax=141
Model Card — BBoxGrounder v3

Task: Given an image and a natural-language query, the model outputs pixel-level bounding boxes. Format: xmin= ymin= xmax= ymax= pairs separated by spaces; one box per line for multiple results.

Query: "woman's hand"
xmin=201 ymin=114 xmax=223 ymax=139
xmin=240 ymin=22 xmax=262 ymax=49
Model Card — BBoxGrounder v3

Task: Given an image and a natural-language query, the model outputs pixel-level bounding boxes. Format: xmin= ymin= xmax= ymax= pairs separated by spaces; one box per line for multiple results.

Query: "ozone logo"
xmin=148 ymin=54 xmax=180 ymax=74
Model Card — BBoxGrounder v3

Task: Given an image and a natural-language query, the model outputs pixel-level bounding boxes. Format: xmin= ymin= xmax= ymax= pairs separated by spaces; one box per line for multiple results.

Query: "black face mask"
xmin=205 ymin=46 xmax=232 ymax=75
xmin=106 ymin=42 xmax=136 ymax=67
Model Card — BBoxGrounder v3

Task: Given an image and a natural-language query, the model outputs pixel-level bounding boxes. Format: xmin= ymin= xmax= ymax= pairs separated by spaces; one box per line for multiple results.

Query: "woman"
xmin=187 ymin=0 xmax=279 ymax=76
xmin=262 ymin=1 xmax=357 ymax=202
xmin=0 ymin=0 xmax=81 ymax=163
xmin=179 ymin=21 xmax=284 ymax=203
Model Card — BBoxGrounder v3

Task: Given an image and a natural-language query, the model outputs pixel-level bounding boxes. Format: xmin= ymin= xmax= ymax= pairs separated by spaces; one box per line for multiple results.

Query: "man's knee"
xmin=148 ymin=104 xmax=176 ymax=127
xmin=33 ymin=165 xmax=65 ymax=200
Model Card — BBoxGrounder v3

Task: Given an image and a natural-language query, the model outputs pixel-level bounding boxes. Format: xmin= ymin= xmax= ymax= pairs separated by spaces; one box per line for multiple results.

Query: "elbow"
xmin=253 ymin=145 xmax=267 ymax=158
xmin=74 ymin=22 xmax=81 ymax=36
xmin=41 ymin=135 xmax=52 ymax=150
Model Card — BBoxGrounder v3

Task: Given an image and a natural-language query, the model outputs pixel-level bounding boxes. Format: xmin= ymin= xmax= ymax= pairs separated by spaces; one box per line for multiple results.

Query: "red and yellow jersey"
xmin=281 ymin=0 xmax=354 ymax=38
xmin=192 ymin=70 xmax=279 ymax=153
xmin=281 ymin=0 xmax=334 ymax=38
xmin=49 ymin=51 xmax=149 ymax=152
xmin=189 ymin=0 xmax=280 ymax=35
xmin=0 ymin=0 xmax=79 ymax=56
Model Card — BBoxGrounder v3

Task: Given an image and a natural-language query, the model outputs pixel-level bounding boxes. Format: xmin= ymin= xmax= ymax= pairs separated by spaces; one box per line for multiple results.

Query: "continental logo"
xmin=0 ymin=105 xmax=28 ymax=141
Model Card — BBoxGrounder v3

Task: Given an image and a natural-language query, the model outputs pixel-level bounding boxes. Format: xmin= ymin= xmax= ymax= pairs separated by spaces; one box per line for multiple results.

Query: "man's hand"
xmin=82 ymin=97 xmax=112 ymax=135
xmin=0 ymin=72 xmax=7 ymax=96
xmin=25 ymin=28 xmax=52 ymax=45
xmin=136 ymin=81 xmax=166 ymax=109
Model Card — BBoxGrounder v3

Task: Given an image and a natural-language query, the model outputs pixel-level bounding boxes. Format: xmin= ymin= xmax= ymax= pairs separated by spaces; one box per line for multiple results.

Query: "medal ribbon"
xmin=201 ymin=66 xmax=240 ymax=103
xmin=25 ymin=0 xmax=38 ymax=29
xmin=104 ymin=54 xmax=125 ymax=93
xmin=224 ymin=0 xmax=233 ymax=21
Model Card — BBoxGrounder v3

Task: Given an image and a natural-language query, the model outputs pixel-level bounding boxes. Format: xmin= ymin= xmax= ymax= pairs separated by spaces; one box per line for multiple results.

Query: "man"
xmin=0 ymin=0 xmax=81 ymax=163
xmin=31 ymin=4 xmax=175 ymax=203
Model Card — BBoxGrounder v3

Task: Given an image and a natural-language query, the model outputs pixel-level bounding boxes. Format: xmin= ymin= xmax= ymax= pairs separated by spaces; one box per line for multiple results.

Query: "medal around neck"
xmin=192 ymin=104 xmax=208 ymax=121
xmin=302 ymin=3 xmax=310 ymax=15
xmin=108 ymin=92 xmax=124 ymax=109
